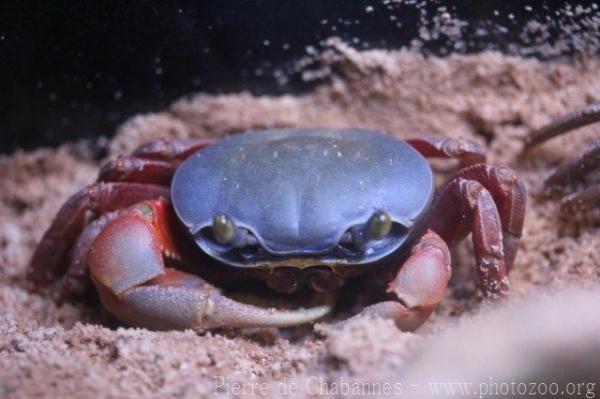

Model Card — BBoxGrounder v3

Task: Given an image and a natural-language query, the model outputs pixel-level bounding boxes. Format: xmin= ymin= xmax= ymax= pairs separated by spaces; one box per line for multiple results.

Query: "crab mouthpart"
xmin=262 ymin=257 xmax=350 ymax=269
xmin=265 ymin=266 xmax=345 ymax=294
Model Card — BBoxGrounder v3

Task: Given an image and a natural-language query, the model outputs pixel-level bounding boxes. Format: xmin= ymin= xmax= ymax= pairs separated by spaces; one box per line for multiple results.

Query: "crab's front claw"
xmin=342 ymin=230 xmax=451 ymax=331
xmin=96 ymin=269 xmax=332 ymax=331
xmin=89 ymin=200 xmax=331 ymax=331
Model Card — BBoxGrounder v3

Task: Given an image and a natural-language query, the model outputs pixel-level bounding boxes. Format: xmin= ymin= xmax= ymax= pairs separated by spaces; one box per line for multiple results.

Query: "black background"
xmin=0 ymin=1 xmax=596 ymax=153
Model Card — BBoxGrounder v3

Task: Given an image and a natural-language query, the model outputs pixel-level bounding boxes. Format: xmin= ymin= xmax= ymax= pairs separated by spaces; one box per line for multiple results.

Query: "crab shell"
xmin=171 ymin=128 xmax=434 ymax=270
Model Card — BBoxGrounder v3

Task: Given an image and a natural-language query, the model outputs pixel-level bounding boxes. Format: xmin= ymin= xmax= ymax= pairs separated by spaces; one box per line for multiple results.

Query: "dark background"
xmin=1 ymin=1 xmax=597 ymax=153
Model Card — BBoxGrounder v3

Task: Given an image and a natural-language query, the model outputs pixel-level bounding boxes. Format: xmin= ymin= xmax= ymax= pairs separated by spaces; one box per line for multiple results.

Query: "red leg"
xmin=544 ymin=139 xmax=600 ymax=212
xmin=561 ymin=185 xmax=600 ymax=214
xmin=433 ymin=164 xmax=526 ymax=273
xmin=524 ymin=101 xmax=600 ymax=150
xmin=428 ymin=165 xmax=526 ymax=297
xmin=89 ymin=199 xmax=331 ymax=330
xmin=132 ymin=138 xmax=213 ymax=161
xmin=344 ymin=230 xmax=451 ymax=331
xmin=98 ymin=157 xmax=178 ymax=185
xmin=545 ymin=139 xmax=600 ymax=189
xmin=97 ymin=138 xmax=213 ymax=185
xmin=28 ymin=182 xmax=170 ymax=288
xmin=522 ymin=104 xmax=600 ymax=219
xmin=407 ymin=136 xmax=525 ymax=275
xmin=406 ymin=135 xmax=486 ymax=167
xmin=58 ymin=209 xmax=124 ymax=298
xmin=29 ymin=139 xmax=212 ymax=290
xmin=61 ymin=200 xmax=191 ymax=299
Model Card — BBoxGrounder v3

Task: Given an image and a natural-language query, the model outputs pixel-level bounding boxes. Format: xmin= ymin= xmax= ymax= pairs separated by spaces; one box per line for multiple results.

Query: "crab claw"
xmin=96 ymin=269 xmax=331 ymax=331
xmin=338 ymin=230 xmax=451 ymax=331
xmin=89 ymin=201 xmax=330 ymax=331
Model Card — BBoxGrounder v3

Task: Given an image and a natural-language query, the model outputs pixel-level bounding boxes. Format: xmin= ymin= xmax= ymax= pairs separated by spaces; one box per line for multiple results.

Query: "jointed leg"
xmin=524 ymin=101 xmax=600 ymax=149
xmin=523 ymin=103 xmax=600 ymax=215
xmin=543 ymin=139 xmax=600 ymax=218
xmin=28 ymin=183 xmax=170 ymax=288
xmin=89 ymin=199 xmax=331 ymax=330
xmin=58 ymin=209 xmax=124 ymax=298
xmin=431 ymin=164 xmax=526 ymax=274
xmin=561 ymin=185 xmax=600 ymax=215
xmin=406 ymin=135 xmax=486 ymax=168
xmin=98 ymin=158 xmax=178 ymax=185
xmin=132 ymin=138 xmax=213 ymax=161
xmin=98 ymin=138 xmax=214 ymax=185
xmin=30 ymin=138 xmax=212 ymax=289
xmin=408 ymin=135 xmax=526 ymax=259
xmin=544 ymin=139 xmax=600 ymax=190
xmin=427 ymin=164 xmax=525 ymax=297
xmin=429 ymin=177 xmax=508 ymax=297
xmin=407 ymin=134 xmax=524 ymax=296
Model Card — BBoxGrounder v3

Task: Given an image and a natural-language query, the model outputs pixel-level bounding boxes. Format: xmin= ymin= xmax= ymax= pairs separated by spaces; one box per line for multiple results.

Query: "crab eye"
xmin=352 ymin=210 xmax=392 ymax=250
xmin=207 ymin=213 xmax=265 ymax=259
xmin=338 ymin=211 xmax=406 ymax=255
xmin=212 ymin=213 xmax=244 ymax=245
xmin=364 ymin=211 xmax=392 ymax=241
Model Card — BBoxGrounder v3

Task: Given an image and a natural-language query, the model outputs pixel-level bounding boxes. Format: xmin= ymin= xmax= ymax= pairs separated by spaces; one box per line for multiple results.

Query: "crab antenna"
xmin=212 ymin=213 xmax=248 ymax=247
xmin=352 ymin=210 xmax=392 ymax=250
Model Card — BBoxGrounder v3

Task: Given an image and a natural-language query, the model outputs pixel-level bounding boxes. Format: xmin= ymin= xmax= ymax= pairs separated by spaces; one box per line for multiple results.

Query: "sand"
xmin=1 ymin=43 xmax=600 ymax=398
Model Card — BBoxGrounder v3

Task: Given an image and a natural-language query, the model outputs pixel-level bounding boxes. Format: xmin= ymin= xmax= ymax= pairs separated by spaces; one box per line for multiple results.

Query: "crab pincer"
xmin=89 ymin=199 xmax=331 ymax=331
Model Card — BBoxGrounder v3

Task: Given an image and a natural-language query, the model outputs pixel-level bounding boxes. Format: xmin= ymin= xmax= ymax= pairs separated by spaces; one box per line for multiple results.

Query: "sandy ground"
xmin=1 ymin=44 xmax=600 ymax=398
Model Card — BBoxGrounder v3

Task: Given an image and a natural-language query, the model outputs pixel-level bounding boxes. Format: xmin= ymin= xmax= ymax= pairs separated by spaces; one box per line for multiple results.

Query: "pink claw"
xmin=88 ymin=200 xmax=331 ymax=331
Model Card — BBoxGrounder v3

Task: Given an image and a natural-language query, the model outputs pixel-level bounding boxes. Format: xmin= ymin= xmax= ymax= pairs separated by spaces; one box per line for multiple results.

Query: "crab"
xmin=524 ymin=101 xmax=600 ymax=216
xmin=28 ymin=128 xmax=526 ymax=331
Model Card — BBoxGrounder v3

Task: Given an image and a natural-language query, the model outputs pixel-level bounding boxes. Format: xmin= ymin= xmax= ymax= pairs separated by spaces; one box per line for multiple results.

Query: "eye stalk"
xmin=212 ymin=213 xmax=250 ymax=248
xmin=351 ymin=210 xmax=392 ymax=251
